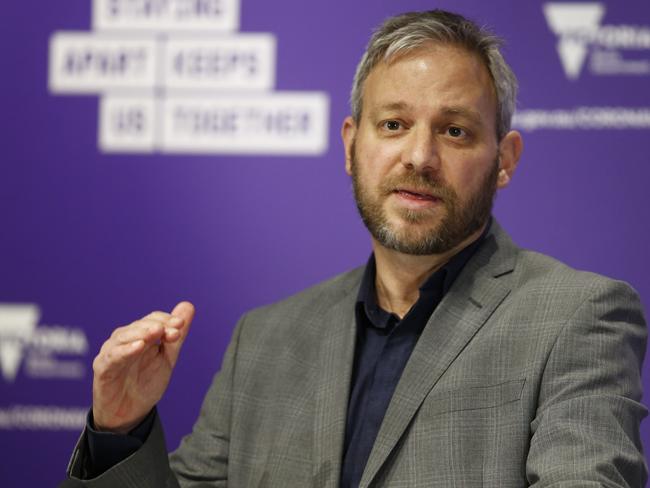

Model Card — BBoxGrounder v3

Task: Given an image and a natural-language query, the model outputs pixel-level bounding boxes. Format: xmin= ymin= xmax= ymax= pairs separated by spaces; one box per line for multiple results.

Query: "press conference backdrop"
xmin=1 ymin=0 xmax=650 ymax=486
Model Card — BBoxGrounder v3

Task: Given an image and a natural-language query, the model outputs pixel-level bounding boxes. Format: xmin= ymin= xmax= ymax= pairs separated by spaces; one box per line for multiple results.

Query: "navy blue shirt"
xmin=340 ymin=232 xmax=486 ymax=488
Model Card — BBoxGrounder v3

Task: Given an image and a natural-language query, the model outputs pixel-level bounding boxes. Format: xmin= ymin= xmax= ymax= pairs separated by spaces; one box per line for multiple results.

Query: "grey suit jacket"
xmin=69 ymin=222 xmax=648 ymax=487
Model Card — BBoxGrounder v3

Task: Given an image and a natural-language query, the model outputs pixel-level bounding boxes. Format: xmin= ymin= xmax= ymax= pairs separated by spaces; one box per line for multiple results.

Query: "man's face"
xmin=343 ymin=43 xmax=513 ymax=255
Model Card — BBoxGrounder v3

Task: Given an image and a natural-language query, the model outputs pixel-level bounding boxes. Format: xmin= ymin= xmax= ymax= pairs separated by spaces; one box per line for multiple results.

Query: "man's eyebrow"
xmin=370 ymin=103 xmax=484 ymax=124
xmin=441 ymin=106 xmax=483 ymax=124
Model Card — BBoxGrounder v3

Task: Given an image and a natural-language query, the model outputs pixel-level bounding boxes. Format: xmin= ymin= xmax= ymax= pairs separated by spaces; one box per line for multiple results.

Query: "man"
xmin=67 ymin=10 xmax=647 ymax=487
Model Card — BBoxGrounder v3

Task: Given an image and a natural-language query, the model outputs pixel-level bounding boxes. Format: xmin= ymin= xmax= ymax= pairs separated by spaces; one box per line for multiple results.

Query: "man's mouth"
xmin=393 ymin=188 xmax=440 ymax=202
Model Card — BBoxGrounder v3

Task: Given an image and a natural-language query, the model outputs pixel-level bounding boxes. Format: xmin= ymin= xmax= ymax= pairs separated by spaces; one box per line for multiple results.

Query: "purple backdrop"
xmin=2 ymin=1 xmax=650 ymax=486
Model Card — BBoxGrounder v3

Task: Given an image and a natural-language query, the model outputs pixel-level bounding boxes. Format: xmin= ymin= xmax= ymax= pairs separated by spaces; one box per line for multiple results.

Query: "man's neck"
xmin=372 ymin=225 xmax=486 ymax=319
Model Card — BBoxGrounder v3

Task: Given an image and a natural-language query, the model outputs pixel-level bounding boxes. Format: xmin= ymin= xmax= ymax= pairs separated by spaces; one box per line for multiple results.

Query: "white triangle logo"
xmin=0 ymin=304 xmax=40 ymax=382
xmin=543 ymin=3 xmax=605 ymax=79
xmin=0 ymin=342 xmax=25 ymax=382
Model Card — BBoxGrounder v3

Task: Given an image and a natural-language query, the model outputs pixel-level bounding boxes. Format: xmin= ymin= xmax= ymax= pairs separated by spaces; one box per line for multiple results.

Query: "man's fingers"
xmin=144 ymin=311 xmax=172 ymax=322
xmin=112 ymin=319 xmax=167 ymax=345
xmin=163 ymin=327 xmax=181 ymax=342
xmin=161 ymin=302 xmax=195 ymax=365
xmin=95 ymin=302 xmax=194 ymax=376
xmin=93 ymin=339 xmax=146 ymax=378
xmin=171 ymin=301 xmax=195 ymax=331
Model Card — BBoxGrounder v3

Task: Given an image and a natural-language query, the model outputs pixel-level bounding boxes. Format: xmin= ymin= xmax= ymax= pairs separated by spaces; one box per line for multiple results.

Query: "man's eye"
xmin=447 ymin=126 xmax=466 ymax=137
xmin=383 ymin=120 xmax=402 ymax=131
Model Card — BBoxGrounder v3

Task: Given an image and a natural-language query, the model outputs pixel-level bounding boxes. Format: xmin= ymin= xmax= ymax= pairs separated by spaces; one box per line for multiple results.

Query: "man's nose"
xmin=401 ymin=126 xmax=440 ymax=172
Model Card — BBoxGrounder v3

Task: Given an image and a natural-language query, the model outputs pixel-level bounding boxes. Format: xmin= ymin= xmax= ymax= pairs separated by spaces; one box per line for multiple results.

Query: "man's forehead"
xmin=370 ymin=45 xmax=492 ymax=84
xmin=361 ymin=45 xmax=498 ymax=125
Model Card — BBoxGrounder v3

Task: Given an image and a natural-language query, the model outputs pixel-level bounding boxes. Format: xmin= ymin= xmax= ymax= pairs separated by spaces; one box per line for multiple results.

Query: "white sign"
xmin=99 ymin=96 xmax=158 ymax=151
xmin=161 ymin=93 xmax=329 ymax=154
xmin=99 ymin=93 xmax=329 ymax=154
xmin=93 ymin=0 xmax=240 ymax=32
xmin=49 ymin=33 xmax=157 ymax=93
xmin=50 ymin=33 xmax=275 ymax=94
xmin=49 ymin=0 xmax=330 ymax=156
xmin=164 ymin=34 xmax=276 ymax=91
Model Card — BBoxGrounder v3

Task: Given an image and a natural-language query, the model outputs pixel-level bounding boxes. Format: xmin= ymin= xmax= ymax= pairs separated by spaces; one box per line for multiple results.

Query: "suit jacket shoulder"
xmin=237 ymin=265 xmax=365 ymax=348
xmin=246 ymin=265 xmax=364 ymax=322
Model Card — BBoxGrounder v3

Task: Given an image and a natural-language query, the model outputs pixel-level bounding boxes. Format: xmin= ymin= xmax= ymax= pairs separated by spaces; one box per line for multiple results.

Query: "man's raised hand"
xmin=91 ymin=301 xmax=195 ymax=434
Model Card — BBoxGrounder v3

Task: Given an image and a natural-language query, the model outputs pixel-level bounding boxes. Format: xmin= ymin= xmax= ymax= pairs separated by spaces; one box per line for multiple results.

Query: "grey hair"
xmin=350 ymin=10 xmax=518 ymax=141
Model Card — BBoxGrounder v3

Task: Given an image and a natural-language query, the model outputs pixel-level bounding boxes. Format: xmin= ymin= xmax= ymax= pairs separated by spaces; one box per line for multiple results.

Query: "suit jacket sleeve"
xmin=526 ymin=279 xmax=648 ymax=487
xmin=167 ymin=313 xmax=246 ymax=485
xmin=66 ymin=314 xmax=245 ymax=487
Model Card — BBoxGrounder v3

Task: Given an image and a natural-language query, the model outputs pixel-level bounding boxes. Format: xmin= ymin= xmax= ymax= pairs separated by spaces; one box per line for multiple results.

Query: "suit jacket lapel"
xmin=312 ymin=270 xmax=362 ymax=488
xmin=359 ymin=222 xmax=519 ymax=487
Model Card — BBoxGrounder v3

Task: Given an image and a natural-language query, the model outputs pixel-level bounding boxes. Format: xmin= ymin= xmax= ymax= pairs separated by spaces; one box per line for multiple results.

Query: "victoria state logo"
xmin=543 ymin=3 xmax=650 ymax=80
xmin=0 ymin=304 xmax=88 ymax=383
xmin=511 ymin=4 xmax=650 ymax=132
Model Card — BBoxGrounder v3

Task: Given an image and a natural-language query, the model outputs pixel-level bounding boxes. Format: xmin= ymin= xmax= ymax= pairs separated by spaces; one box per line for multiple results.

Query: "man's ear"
xmin=496 ymin=130 xmax=523 ymax=189
xmin=341 ymin=116 xmax=357 ymax=176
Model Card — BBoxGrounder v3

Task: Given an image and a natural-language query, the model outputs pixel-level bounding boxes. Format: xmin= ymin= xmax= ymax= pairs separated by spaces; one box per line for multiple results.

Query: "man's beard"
xmin=350 ymin=143 xmax=499 ymax=256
